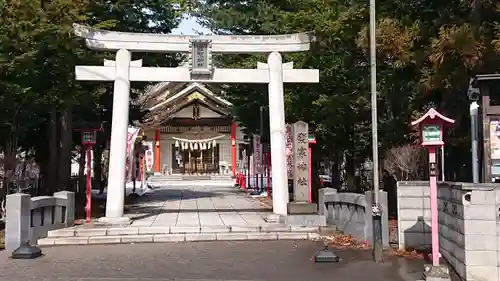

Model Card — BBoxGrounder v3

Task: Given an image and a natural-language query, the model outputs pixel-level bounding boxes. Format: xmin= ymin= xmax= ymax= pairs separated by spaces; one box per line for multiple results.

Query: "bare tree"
xmin=384 ymin=144 xmax=427 ymax=181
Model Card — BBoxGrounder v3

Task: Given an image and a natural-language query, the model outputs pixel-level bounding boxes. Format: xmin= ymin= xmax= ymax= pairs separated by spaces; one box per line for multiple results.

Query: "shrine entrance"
xmin=73 ymin=23 xmax=319 ymax=219
xmin=172 ymin=143 xmax=220 ymax=174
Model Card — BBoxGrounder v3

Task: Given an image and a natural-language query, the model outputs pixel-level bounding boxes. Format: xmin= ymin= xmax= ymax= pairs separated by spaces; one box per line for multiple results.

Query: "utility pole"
xmin=369 ymin=0 xmax=383 ymax=263
xmin=260 ymin=106 xmax=265 ymax=193
xmin=468 ymin=79 xmax=480 ymax=183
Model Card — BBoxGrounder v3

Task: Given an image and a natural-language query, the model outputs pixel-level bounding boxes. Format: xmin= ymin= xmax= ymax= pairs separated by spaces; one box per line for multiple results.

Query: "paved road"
xmin=0 ymin=241 xmax=426 ymax=281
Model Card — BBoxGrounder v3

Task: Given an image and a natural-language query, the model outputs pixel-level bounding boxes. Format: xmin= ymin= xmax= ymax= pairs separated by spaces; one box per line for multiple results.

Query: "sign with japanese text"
xmin=422 ymin=125 xmax=442 ymax=143
xmin=286 ymin=124 xmax=294 ymax=180
xmin=253 ymin=134 xmax=262 ymax=173
xmin=144 ymin=141 xmax=154 ymax=171
xmin=292 ymin=121 xmax=309 ymax=202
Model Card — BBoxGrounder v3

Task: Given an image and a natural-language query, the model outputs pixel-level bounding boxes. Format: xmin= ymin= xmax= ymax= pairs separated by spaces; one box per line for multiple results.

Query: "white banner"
xmin=253 ymin=134 xmax=262 ymax=173
xmin=126 ymin=126 xmax=141 ymax=181
xmin=144 ymin=141 xmax=154 ymax=171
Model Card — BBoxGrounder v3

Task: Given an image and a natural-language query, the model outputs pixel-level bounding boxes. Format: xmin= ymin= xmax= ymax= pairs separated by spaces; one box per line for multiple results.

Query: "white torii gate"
xmin=73 ymin=24 xmax=319 ymax=223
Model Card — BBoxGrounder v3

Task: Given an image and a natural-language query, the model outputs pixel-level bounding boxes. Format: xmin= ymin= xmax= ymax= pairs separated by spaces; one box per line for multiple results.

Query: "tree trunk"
xmin=48 ymin=107 xmax=58 ymax=194
xmin=331 ymin=152 xmax=341 ymax=189
xmin=0 ymin=137 xmax=16 ymax=219
xmin=58 ymin=104 xmax=72 ymax=191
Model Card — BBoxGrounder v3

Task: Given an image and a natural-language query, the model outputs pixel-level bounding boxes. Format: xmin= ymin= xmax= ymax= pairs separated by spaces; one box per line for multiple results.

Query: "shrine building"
xmin=139 ymin=82 xmax=246 ymax=176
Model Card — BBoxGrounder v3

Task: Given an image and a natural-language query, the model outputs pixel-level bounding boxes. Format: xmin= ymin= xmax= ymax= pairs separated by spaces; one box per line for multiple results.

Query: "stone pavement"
xmin=38 ymin=183 xmax=326 ymax=245
xmin=124 ymin=183 xmax=271 ymax=227
xmin=0 ymin=240 xmax=429 ymax=281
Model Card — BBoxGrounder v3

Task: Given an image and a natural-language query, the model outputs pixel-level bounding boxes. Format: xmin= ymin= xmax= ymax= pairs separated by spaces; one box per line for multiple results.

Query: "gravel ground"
xmin=0 ymin=240 xmax=428 ymax=281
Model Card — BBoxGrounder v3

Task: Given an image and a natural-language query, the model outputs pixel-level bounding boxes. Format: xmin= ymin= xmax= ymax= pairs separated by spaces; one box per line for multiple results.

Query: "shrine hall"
xmin=139 ymin=82 xmax=246 ymax=176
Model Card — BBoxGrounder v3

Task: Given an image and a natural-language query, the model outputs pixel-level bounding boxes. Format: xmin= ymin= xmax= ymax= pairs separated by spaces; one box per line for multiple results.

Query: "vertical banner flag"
xmin=126 ymin=126 xmax=141 ymax=181
xmin=253 ymin=134 xmax=262 ymax=173
xmin=285 ymin=124 xmax=294 ymax=180
xmin=145 ymin=141 xmax=154 ymax=171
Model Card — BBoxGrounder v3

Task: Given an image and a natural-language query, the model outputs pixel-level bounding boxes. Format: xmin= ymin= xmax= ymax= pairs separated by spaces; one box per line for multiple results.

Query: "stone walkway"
xmin=125 ymin=182 xmax=272 ymax=228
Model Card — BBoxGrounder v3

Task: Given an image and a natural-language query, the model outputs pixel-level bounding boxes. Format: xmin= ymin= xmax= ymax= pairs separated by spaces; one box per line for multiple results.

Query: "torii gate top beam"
xmin=73 ymin=24 xmax=315 ymax=53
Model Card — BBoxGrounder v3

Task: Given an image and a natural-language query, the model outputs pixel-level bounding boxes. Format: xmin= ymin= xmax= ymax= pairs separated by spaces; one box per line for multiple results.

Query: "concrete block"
xmin=466 ymin=265 xmax=497 ymax=281
xmin=260 ymin=225 xmax=290 ymax=232
xmin=464 ymin=205 xmax=497 ymax=220
xmin=216 ymin=233 xmax=248 ymax=241
xmin=89 ymin=236 xmax=122 ymax=244
xmin=423 ymin=264 xmax=451 ymax=281
xmin=399 ymin=197 xmax=430 ymax=209
xmin=464 ymin=235 xmax=496 ymax=251
xmin=399 ymin=209 xmax=431 ymax=221
xmin=121 ymin=235 xmax=153 ymax=243
xmin=470 ymin=190 xmax=496 ymax=205
xmin=75 ymin=228 xmax=107 ymax=237
xmin=464 ymin=220 xmax=496 ymax=235
xmin=200 ymin=226 xmax=230 ymax=233
xmin=465 ymin=250 xmax=498 ymax=266
xmin=54 ymin=237 xmax=89 ymax=245
xmin=47 ymin=229 xmax=76 ymax=237
xmin=231 ymin=226 xmax=261 ymax=232
xmin=37 ymin=238 xmax=55 ymax=246
xmin=185 ymin=233 xmax=216 ymax=241
xmin=106 ymin=227 xmax=139 ymax=236
xmin=246 ymin=232 xmax=278 ymax=240
xmin=138 ymin=227 xmax=170 ymax=234
xmin=153 ymin=234 xmax=186 ymax=242
xmin=170 ymin=226 xmax=201 ymax=233
xmin=284 ymin=214 xmax=326 ymax=226
xmin=290 ymin=226 xmax=319 ymax=232
xmin=287 ymin=202 xmax=317 ymax=214
xmin=277 ymin=232 xmax=308 ymax=240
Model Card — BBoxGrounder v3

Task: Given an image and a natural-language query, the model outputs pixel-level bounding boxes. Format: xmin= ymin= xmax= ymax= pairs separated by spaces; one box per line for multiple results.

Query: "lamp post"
xmin=79 ymin=129 xmax=99 ymax=223
xmin=411 ymin=108 xmax=454 ymax=279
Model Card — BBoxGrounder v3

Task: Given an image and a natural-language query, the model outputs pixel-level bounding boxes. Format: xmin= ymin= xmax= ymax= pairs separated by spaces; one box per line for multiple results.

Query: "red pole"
xmin=85 ymin=145 xmax=92 ymax=223
xmin=267 ymin=152 xmax=271 ymax=199
xmin=155 ymin=128 xmax=161 ymax=173
xmin=231 ymin=121 xmax=237 ymax=177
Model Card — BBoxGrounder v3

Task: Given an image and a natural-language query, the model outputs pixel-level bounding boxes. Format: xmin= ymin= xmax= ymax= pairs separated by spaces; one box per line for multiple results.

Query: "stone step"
xmin=38 ymin=231 xmax=321 ymax=246
xmin=46 ymin=225 xmax=324 ymax=238
xmin=148 ymin=175 xmax=233 ymax=182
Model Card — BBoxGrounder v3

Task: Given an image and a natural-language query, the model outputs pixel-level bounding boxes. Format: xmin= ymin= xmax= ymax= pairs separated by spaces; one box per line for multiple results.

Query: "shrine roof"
xmin=139 ymin=82 xmax=233 ymax=127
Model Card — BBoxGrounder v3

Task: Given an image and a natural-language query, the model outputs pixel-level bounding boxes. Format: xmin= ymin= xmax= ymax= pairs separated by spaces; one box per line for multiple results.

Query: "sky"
xmin=171 ymin=16 xmax=212 ymax=35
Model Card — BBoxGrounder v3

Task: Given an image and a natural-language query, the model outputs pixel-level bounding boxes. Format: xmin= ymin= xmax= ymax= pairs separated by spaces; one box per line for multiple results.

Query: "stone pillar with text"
xmin=287 ymin=121 xmax=317 ymax=214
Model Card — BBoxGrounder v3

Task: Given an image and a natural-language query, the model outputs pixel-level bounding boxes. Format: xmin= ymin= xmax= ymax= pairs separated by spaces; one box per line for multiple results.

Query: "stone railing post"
xmin=318 ymin=187 xmax=337 ymax=216
xmin=365 ymin=190 xmax=389 ymax=247
xmin=5 ymin=193 xmax=31 ymax=250
xmin=54 ymin=191 xmax=75 ymax=226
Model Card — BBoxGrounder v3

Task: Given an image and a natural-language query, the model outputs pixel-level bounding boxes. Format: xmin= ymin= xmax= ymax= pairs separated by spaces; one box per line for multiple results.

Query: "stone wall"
xmin=438 ymin=182 xmax=499 ymax=281
xmin=318 ymin=188 xmax=389 ymax=247
xmin=397 ymin=181 xmax=500 ymax=281
xmin=396 ymin=181 xmax=431 ymax=250
xmin=5 ymin=191 xmax=75 ymax=250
